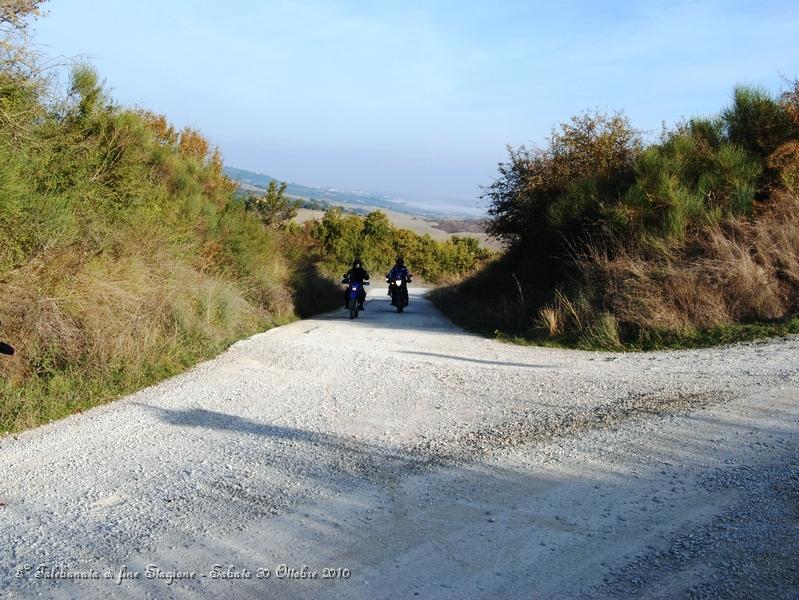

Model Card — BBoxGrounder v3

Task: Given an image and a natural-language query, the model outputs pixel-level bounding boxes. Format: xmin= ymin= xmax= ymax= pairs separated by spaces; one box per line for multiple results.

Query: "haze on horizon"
xmin=33 ymin=0 xmax=799 ymax=214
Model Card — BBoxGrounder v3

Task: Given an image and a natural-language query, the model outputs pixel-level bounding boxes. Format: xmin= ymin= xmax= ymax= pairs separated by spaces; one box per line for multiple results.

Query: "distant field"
xmin=232 ymin=172 xmax=497 ymax=247
xmin=293 ymin=205 xmax=501 ymax=250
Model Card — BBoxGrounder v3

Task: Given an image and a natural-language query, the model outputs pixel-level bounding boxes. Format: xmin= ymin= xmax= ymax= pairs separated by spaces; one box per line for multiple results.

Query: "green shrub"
xmin=309 ymin=208 xmax=490 ymax=282
xmin=0 ymin=53 xmax=336 ymax=431
xmin=438 ymin=81 xmax=799 ymax=349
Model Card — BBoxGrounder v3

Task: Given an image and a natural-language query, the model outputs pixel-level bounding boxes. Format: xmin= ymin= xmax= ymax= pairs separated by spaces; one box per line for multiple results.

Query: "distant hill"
xmin=433 ymin=218 xmax=488 ymax=234
xmin=223 ymin=166 xmax=474 ymax=218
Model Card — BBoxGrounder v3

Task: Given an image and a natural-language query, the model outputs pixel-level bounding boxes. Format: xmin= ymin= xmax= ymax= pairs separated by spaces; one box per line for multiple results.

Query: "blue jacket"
xmin=386 ymin=265 xmax=410 ymax=282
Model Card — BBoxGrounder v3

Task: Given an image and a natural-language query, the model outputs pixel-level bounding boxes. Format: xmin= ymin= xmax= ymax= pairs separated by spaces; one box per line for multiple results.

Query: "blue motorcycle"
xmin=344 ymin=280 xmax=369 ymax=319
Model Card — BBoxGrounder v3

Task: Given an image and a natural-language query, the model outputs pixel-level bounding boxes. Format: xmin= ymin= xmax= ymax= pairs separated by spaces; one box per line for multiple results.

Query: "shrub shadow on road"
xmin=399 ymin=350 xmax=550 ymax=369
xmin=105 ymin=400 xmax=799 ymax=600
xmin=313 ymin=289 xmax=476 ymax=336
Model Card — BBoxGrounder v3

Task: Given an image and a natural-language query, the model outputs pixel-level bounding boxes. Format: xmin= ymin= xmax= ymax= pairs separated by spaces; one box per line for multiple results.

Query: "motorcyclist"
xmin=386 ymin=257 xmax=411 ymax=307
xmin=342 ymin=258 xmax=369 ymax=310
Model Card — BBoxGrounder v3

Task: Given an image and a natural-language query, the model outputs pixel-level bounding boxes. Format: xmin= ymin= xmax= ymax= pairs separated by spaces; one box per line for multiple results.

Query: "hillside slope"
xmin=434 ymin=84 xmax=799 ymax=349
xmin=0 ymin=63 xmax=341 ymax=432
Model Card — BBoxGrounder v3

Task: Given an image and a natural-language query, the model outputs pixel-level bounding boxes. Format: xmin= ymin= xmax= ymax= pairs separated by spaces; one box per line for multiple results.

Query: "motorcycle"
xmin=1 ymin=322 xmax=13 ymax=355
xmin=342 ymin=279 xmax=369 ymax=319
xmin=388 ymin=275 xmax=410 ymax=313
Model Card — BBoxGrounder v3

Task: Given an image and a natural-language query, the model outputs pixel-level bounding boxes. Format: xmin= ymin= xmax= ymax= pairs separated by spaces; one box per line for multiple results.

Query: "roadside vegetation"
xmin=304 ymin=207 xmax=491 ymax=282
xmin=240 ymin=185 xmax=491 ymax=282
xmin=0 ymin=4 xmax=488 ymax=433
xmin=0 ymin=51 xmax=331 ymax=431
xmin=432 ymin=83 xmax=799 ymax=350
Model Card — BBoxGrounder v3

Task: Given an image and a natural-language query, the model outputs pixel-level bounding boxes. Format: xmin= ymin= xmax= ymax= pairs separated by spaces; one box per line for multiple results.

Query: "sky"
xmin=31 ymin=0 xmax=799 ymax=214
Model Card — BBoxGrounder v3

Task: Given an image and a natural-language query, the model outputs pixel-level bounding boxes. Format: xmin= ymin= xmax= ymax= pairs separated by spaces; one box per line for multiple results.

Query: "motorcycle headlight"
xmin=351 ymin=286 xmax=358 ymax=291
xmin=395 ymin=279 xmax=402 ymax=285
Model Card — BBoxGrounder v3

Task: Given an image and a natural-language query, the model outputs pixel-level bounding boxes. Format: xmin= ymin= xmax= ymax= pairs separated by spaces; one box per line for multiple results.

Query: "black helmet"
xmin=352 ymin=258 xmax=362 ymax=268
xmin=396 ymin=257 xmax=404 ymax=266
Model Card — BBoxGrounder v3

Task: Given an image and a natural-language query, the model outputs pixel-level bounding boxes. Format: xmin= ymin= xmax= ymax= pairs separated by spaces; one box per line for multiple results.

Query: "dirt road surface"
xmin=1 ymin=288 xmax=797 ymax=599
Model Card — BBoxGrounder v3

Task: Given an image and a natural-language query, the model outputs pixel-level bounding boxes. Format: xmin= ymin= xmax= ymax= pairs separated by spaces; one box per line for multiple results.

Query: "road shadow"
xmin=314 ymin=289 xmax=471 ymax=335
xmin=290 ymin=264 xmax=342 ymax=318
xmin=132 ymin=403 xmax=460 ymax=489
xmin=400 ymin=350 xmax=551 ymax=369
xmin=18 ymin=401 xmax=798 ymax=600
xmin=7 ymin=390 xmax=798 ymax=600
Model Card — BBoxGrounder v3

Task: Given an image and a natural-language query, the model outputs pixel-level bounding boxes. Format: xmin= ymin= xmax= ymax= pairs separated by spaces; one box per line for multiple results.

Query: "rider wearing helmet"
xmin=386 ymin=257 xmax=411 ymax=305
xmin=342 ymin=258 xmax=370 ymax=310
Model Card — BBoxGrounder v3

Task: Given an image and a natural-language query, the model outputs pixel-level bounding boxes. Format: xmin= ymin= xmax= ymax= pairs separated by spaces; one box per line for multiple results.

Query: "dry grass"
xmin=0 ymin=61 xmax=341 ymax=433
xmin=537 ymin=306 xmax=562 ymax=337
xmin=433 ymin=194 xmax=799 ymax=350
xmin=582 ymin=193 xmax=799 ymax=337
xmin=0 ymin=227 xmax=300 ymax=431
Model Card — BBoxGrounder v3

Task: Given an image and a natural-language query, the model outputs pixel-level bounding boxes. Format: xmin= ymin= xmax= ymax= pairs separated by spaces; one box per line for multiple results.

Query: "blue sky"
xmin=32 ymin=0 xmax=799 ymax=212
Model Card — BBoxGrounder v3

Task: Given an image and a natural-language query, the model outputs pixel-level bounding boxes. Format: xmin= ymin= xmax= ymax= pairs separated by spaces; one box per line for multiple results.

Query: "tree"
xmin=485 ymin=110 xmax=642 ymax=250
xmin=68 ymin=63 xmax=105 ymax=119
xmin=360 ymin=211 xmax=394 ymax=270
xmin=178 ymin=127 xmax=210 ymax=162
xmin=0 ymin=0 xmax=46 ymax=140
xmin=244 ymin=180 xmax=298 ymax=228
xmin=767 ymin=80 xmax=799 ymax=193
xmin=1 ymin=0 xmax=46 ymax=74
xmin=0 ymin=0 xmax=45 ymax=28
xmin=138 ymin=110 xmax=178 ymax=146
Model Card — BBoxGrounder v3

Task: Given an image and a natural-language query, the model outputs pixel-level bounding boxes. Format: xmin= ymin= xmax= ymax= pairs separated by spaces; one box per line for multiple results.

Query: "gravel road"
xmin=1 ymin=288 xmax=797 ymax=599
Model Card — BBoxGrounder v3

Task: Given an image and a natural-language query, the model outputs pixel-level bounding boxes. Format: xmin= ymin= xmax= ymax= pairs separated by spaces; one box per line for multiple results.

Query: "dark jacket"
xmin=345 ymin=266 xmax=370 ymax=283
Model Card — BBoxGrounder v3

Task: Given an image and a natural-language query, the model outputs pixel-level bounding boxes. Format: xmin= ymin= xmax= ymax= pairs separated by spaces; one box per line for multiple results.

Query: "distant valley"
xmin=224 ymin=166 xmax=496 ymax=248
xmin=224 ymin=166 xmax=482 ymax=219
